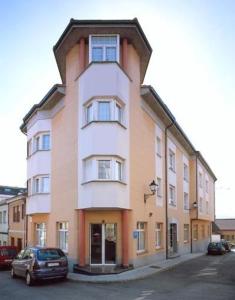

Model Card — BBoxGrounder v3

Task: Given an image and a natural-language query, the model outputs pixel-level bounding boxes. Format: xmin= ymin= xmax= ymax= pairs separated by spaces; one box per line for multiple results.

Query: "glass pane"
xmin=139 ymin=232 xmax=145 ymax=251
xmin=42 ymin=134 xmax=50 ymax=150
xmin=86 ymin=104 xmax=93 ymax=123
xmin=115 ymin=104 xmax=122 ymax=122
xmin=106 ymin=47 xmax=116 ymax=61
xmin=92 ymin=47 xmax=103 ymax=61
xmin=92 ymin=36 xmax=117 ymax=45
xmin=115 ymin=161 xmax=122 ymax=180
xmin=98 ymin=160 xmax=111 ymax=179
xmin=105 ymin=224 xmax=116 ymax=264
xmin=91 ymin=224 xmax=102 ymax=264
xmin=98 ymin=102 xmax=110 ymax=121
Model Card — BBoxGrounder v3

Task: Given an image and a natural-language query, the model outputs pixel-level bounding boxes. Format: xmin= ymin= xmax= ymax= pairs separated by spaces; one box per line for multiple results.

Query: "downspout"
xmin=165 ymin=119 xmax=175 ymax=260
xmin=190 ymin=153 xmax=198 ymax=253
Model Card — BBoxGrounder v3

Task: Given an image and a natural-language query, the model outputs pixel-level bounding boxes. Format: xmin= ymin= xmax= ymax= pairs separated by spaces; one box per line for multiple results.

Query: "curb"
xmin=67 ymin=253 xmax=205 ymax=283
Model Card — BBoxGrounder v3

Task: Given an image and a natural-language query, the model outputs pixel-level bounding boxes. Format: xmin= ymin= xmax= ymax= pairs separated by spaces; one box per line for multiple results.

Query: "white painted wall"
xmin=26 ymin=194 xmax=51 ymax=214
xmin=0 ymin=203 xmax=8 ymax=234
xmin=78 ymin=63 xmax=130 ymax=209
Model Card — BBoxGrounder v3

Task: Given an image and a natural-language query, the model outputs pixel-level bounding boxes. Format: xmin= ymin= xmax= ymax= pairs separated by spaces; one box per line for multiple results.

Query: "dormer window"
xmin=89 ymin=35 xmax=120 ymax=63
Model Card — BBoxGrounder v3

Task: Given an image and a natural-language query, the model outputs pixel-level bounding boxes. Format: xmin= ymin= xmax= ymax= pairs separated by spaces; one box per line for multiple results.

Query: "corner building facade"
xmin=21 ymin=19 xmax=216 ymax=268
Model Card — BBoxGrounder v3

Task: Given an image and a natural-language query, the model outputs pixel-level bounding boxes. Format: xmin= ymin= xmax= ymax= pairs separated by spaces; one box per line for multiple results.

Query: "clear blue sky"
xmin=0 ymin=0 xmax=234 ymax=218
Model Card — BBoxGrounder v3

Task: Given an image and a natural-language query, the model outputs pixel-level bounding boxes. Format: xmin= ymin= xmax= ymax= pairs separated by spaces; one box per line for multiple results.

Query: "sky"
xmin=0 ymin=0 xmax=234 ymax=218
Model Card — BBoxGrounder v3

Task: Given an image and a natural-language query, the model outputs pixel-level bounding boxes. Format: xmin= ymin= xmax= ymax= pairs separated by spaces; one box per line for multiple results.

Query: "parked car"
xmin=207 ymin=242 xmax=226 ymax=255
xmin=11 ymin=247 xmax=68 ymax=286
xmin=221 ymin=239 xmax=231 ymax=252
xmin=0 ymin=246 xmax=18 ymax=268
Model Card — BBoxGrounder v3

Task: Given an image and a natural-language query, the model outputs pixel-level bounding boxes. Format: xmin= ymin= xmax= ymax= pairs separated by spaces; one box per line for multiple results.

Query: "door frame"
xmin=89 ymin=223 xmax=116 ymax=266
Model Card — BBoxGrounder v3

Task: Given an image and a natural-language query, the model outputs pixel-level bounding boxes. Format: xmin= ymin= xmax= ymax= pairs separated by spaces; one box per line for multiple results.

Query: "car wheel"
xmin=26 ymin=272 xmax=34 ymax=286
xmin=11 ymin=267 xmax=16 ymax=279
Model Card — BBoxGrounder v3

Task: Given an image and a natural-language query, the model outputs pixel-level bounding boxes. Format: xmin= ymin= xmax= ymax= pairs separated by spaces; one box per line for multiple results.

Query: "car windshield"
xmin=37 ymin=249 xmax=65 ymax=261
xmin=0 ymin=248 xmax=17 ymax=257
xmin=209 ymin=242 xmax=220 ymax=247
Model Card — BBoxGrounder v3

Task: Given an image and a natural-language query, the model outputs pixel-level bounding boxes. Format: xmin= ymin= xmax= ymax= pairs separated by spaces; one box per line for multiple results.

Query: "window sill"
xmin=136 ymin=250 xmax=147 ymax=256
xmin=82 ymin=120 xmax=126 ymax=130
xmin=82 ymin=180 xmax=127 ymax=185
xmin=184 ymin=241 xmax=189 ymax=244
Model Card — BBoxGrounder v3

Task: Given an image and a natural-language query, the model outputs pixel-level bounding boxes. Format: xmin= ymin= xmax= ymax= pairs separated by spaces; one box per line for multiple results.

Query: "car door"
xmin=13 ymin=250 xmax=25 ymax=276
xmin=19 ymin=249 xmax=33 ymax=277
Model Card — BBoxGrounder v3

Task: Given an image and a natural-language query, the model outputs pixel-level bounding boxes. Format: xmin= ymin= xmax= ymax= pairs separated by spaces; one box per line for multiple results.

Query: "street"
xmin=0 ymin=252 xmax=235 ymax=300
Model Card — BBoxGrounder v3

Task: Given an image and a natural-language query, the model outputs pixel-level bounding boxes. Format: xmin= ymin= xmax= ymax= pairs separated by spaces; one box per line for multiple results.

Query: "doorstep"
xmin=73 ymin=264 xmax=133 ymax=275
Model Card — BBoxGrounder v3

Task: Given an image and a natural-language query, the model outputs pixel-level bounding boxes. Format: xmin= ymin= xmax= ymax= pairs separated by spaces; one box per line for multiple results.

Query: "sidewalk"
xmin=68 ymin=252 xmax=204 ymax=283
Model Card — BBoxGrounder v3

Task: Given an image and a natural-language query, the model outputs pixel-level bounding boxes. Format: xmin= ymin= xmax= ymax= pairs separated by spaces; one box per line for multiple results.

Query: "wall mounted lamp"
xmin=188 ymin=201 xmax=198 ymax=210
xmin=144 ymin=180 xmax=158 ymax=203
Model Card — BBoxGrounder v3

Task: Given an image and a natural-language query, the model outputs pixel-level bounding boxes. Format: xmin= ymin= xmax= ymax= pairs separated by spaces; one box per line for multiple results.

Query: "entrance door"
xmin=170 ymin=223 xmax=178 ymax=253
xmin=90 ymin=223 xmax=116 ymax=265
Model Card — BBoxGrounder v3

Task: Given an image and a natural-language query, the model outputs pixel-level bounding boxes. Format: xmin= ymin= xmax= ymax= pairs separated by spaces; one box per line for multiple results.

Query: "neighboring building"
xmin=7 ymin=193 xmax=27 ymax=251
xmin=0 ymin=186 xmax=26 ymax=246
xmin=213 ymin=219 xmax=235 ymax=243
xmin=20 ymin=18 xmax=216 ymax=269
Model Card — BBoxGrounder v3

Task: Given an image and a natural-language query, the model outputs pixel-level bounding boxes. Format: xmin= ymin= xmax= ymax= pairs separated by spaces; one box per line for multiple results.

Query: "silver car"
xmin=11 ymin=247 xmax=68 ymax=286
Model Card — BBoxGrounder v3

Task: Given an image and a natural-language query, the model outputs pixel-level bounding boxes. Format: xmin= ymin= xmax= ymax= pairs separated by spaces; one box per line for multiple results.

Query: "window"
xmin=42 ymin=134 xmax=50 ymax=150
xmin=86 ymin=103 xmax=93 ymax=123
xmin=199 ymin=197 xmax=203 ymax=213
xmin=201 ymin=225 xmax=205 ymax=239
xmin=13 ymin=206 xmax=20 ymax=222
xmin=90 ymin=35 xmax=119 ymax=62
xmin=115 ymin=103 xmax=122 ymax=122
xmin=33 ymin=176 xmax=50 ymax=194
xmin=27 ymin=140 xmax=32 ymax=157
xmin=155 ymin=223 xmax=163 ymax=248
xmin=184 ymin=192 xmax=189 ymax=210
xmin=193 ymin=224 xmax=198 ymax=240
xmin=27 ymin=179 xmax=31 ymax=196
xmin=137 ymin=222 xmax=146 ymax=252
xmin=115 ymin=161 xmax=122 ymax=181
xmin=157 ymin=178 xmax=162 ymax=197
xmin=183 ymin=164 xmax=189 ymax=181
xmin=169 ymin=150 xmax=175 ymax=171
xmin=36 ymin=223 xmax=46 ymax=247
xmin=35 ymin=136 xmax=40 ymax=152
xmin=169 ymin=185 xmax=176 ymax=206
xmin=184 ymin=224 xmax=189 ymax=243
xmin=98 ymin=160 xmax=111 ymax=179
xmin=156 ymin=137 xmax=161 ymax=156
xmin=206 ymin=201 xmax=209 ymax=214
xmin=21 ymin=204 xmax=25 ymax=219
xmin=3 ymin=211 xmax=6 ymax=224
xmin=41 ymin=176 xmax=49 ymax=193
xmin=0 ymin=212 xmax=2 ymax=224
xmin=199 ymin=172 xmax=203 ymax=188
xmin=57 ymin=222 xmax=68 ymax=253
xmin=205 ymin=180 xmax=209 ymax=193
xmin=98 ymin=102 xmax=110 ymax=121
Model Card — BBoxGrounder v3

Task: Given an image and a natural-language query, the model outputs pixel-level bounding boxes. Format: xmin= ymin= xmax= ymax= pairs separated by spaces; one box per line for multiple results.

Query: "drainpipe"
xmin=165 ymin=119 xmax=175 ymax=260
xmin=190 ymin=153 xmax=198 ymax=253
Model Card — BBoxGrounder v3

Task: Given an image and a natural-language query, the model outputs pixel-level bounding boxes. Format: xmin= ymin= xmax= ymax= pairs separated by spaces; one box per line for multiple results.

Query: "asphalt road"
xmin=0 ymin=251 xmax=235 ymax=300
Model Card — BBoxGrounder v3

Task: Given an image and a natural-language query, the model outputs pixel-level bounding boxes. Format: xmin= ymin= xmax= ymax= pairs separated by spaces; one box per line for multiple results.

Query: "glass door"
xmin=90 ymin=223 xmax=117 ymax=265
xmin=90 ymin=224 xmax=102 ymax=264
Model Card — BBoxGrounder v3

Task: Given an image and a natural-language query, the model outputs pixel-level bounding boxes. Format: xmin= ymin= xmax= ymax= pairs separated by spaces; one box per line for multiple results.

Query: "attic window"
xmin=89 ymin=35 xmax=119 ymax=63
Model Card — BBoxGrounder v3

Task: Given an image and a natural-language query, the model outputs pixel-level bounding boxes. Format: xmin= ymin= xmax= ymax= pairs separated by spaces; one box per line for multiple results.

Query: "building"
xmin=0 ymin=186 xmax=26 ymax=246
xmin=213 ymin=219 xmax=235 ymax=243
xmin=20 ymin=18 xmax=216 ymax=269
xmin=7 ymin=193 xmax=27 ymax=251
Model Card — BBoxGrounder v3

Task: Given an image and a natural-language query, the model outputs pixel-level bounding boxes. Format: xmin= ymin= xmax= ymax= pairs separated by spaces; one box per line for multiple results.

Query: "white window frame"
xmin=57 ymin=222 xmax=68 ymax=253
xmin=206 ymin=200 xmax=209 ymax=214
xmin=199 ymin=197 xmax=203 ymax=213
xmin=199 ymin=172 xmax=203 ymax=188
xmin=169 ymin=149 xmax=175 ymax=172
xmin=169 ymin=185 xmax=176 ymax=206
xmin=205 ymin=180 xmax=209 ymax=193
xmin=36 ymin=223 xmax=46 ymax=247
xmin=183 ymin=163 xmax=189 ymax=181
xmin=3 ymin=211 xmax=7 ymax=224
xmin=89 ymin=34 xmax=120 ymax=63
xmin=157 ymin=177 xmax=162 ymax=197
xmin=193 ymin=224 xmax=198 ymax=240
xmin=155 ymin=223 xmax=163 ymax=249
xmin=33 ymin=175 xmax=50 ymax=194
xmin=42 ymin=134 xmax=50 ymax=150
xmin=136 ymin=222 xmax=146 ymax=253
xmin=183 ymin=192 xmax=189 ymax=211
xmin=156 ymin=137 xmax=161 ymax=157
xmin=98 ymin=160 xmax=112 ymax=180
xmin=33 ymin=132 xmax=51 ymax=153
xmin=184 ymin=224 xmax=189 ymax=243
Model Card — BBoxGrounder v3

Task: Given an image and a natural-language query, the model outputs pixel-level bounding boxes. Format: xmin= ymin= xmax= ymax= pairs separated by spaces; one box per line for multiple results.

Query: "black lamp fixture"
xmin=144 ymin=180 xmax=158 ymax=203
xmin=188 ymin=201 xmax=198 ymax=210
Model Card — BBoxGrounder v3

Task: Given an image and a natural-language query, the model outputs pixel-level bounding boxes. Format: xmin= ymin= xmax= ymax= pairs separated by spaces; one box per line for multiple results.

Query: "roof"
xmin=141 ymin=85 xmax=217 ymax=181
xmin=214 ymin=219 xmax=235 ymax=231
xmin=0 ymin=185 xmax=26 ymax=197
xmin=20 ymin=84 xmax=65 ymax=133
xmin=53 ymin=18 xmax=152 ymax=84
xmin=6 ymin=192 xmax=27 ymax=205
